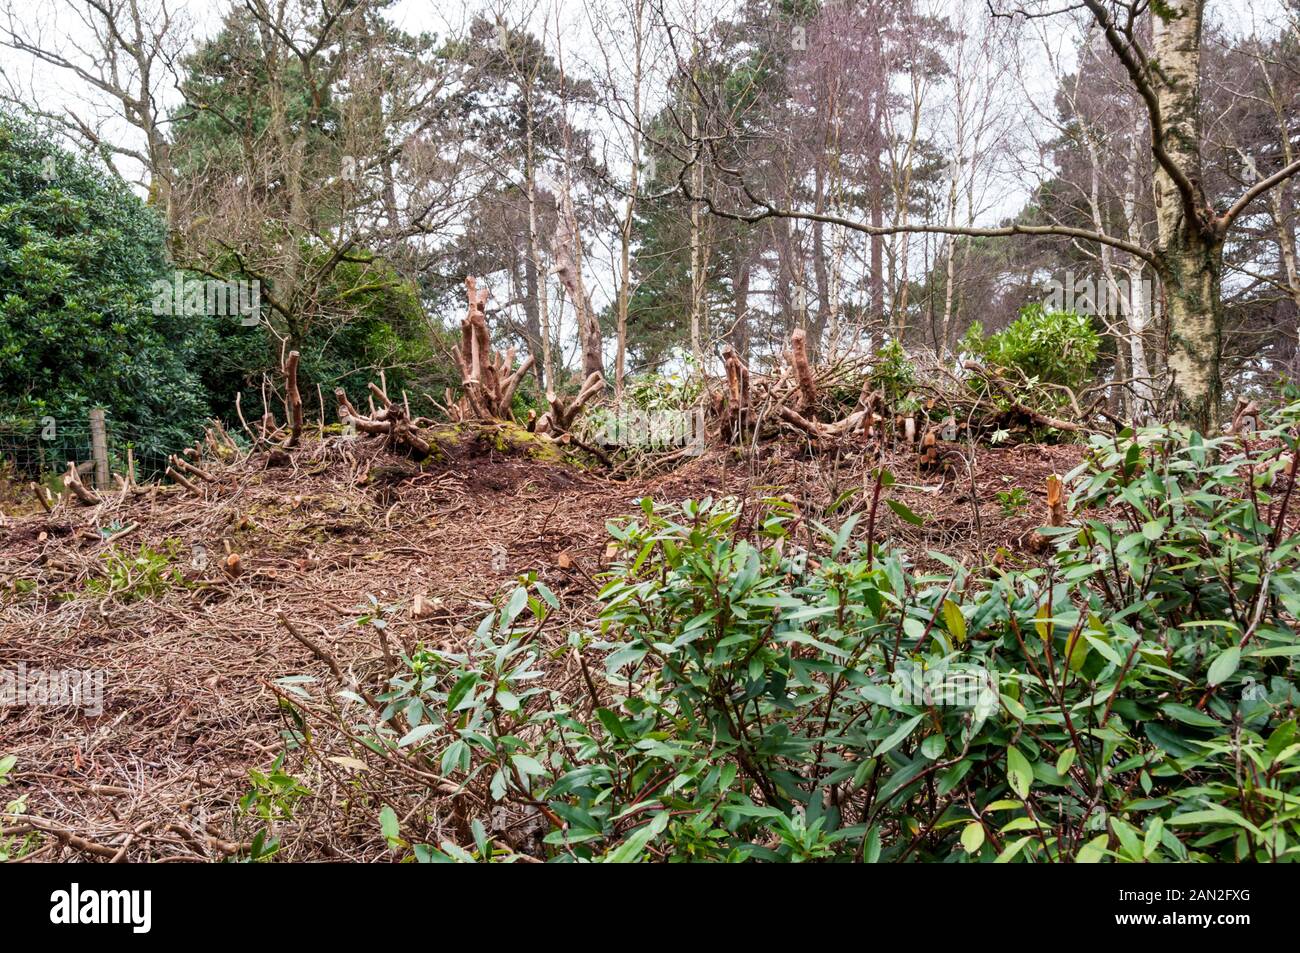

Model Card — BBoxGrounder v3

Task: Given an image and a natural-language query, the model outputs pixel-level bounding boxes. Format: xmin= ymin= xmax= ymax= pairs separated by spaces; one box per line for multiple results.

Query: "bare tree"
xmin=584 ymin=0 xmax=658 ymax=396
xmin=550 ymin=8 xmax=605 ymax=385
xmin=0 ymin=0 xmax=190 ymax=224
xmin=482 ymin=1 xmax=560 ymax=390
xmin=1021 ymin=17 xmax=1159 ymax=414
xmin=936 ymin=1 xmax=1019 ymax=357
xmin=1206 ymin=5 xmax=1300 ymax=370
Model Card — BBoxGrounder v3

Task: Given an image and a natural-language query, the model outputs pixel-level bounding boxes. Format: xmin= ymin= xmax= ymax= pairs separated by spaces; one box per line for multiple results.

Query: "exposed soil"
xmin=0 ymin=429 xmax=1084 ymax=860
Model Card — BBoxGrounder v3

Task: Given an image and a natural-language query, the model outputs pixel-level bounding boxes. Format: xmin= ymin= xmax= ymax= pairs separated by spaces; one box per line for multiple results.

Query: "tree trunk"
xmin=615 ymin=0 xmax=647 ymax=398
xmin=615 ymin=164 xmax=636 ymax=397
xmin=524 ymin=86 xmax=553 ymax=391
xmin=689 ymin=84 xmax=705 ymax=371
xmin=146 ymin=134 xmax=174 ymax=235
xmin=1157 ymin=229 xmax=1223 ymax=428
xmin=1151 ymin=1 xmax=1223 ymax=431
xmin=1125 ymin=254 xmax=1155 ymax=413
xmin=1122 ymin=127 xmax=1156 ymax=414
xmin=553 ymin=185 xmax=604 ymax=383
xmin=732 ymin=254 xmax=751 ymax=360
xmin=810 ymin=161 xmax=830 ymax=357
xmin=522 ymin=252 xmax=545 ymax=389
xmin=869 ymin=158 xmax=885 ymax=328
xmin=939 ymin=168 xmax=959 ymax=356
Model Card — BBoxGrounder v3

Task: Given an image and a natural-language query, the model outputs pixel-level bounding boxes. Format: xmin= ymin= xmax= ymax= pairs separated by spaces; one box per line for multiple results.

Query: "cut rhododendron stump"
xmin=537 ymin=371 xmax=604 ymax=435
xmin=453 ymin=276 xmax=534 ymax=421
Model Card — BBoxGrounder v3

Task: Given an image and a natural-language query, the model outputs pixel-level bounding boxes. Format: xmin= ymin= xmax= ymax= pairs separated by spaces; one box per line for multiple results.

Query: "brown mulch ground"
xmin=0 ymin=428 xmax=1084 ymax=861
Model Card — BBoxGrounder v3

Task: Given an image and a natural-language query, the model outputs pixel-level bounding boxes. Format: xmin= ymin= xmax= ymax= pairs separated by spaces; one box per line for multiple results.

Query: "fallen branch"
xmin=776 ymin=405 xmax=869 ymax=442
xmin=165 ymin=466 xmax=203 ymax=497
xmin=1 ymin=813 xmax=118 ymax=859
xmin=557 ymin=431 xmax=614 ymax=468
xmin=962 ymin=362 xmax=1087 ymax=433
xmin=29 ymin=481 xmax=52 ymax=513
xmin=170 ymin=454 xmax=216 ymax=483
xmin=277 ymin=610 xmax=344 ymax=681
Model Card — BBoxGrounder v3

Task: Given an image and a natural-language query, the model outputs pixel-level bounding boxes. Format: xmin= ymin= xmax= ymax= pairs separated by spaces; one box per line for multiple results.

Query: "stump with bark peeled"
xmin=537 ymin=372 xmax=604 ymax=435
xmin=719 ymin=346 xmax=751 ymax=441
xmin=1046 ymin=474 xmax=1066 ymax=527
xmin=789 ymin=329 xmax=818 ymax=410
xmin=454 ymin=276 xmax=534 ymax=420
xmin=284 ymin=350 xmax=305 ymax=447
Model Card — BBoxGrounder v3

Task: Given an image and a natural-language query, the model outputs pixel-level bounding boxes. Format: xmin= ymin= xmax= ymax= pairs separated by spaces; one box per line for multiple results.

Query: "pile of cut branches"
xmin=713 ymin=330 xmax=886 ymax=451
xmin=703 ymin=334 xmax=1120 ymax=479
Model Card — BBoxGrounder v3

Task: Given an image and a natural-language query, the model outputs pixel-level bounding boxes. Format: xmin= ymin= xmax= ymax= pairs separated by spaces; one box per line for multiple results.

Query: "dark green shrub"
xmin=0 ymin=112 xmax=210 ymax=458
xmin=187 ymin=248 xmax=459 ymax=424
xmin=963 ymin=304 xmax=1100 ymax=393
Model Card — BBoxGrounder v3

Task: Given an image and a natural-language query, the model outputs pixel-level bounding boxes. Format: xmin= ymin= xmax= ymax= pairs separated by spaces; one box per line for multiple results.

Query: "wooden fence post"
xmin=89 ymin=408 xmax=110 ymax=490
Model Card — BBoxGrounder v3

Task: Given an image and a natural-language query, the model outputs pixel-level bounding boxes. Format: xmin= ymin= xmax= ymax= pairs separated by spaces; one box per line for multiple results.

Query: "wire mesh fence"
xmin=0 ymin=414 xmax=179 ymax=487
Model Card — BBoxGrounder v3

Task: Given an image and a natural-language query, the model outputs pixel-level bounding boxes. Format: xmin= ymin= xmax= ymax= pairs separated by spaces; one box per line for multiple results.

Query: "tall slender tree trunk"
xmin=810 ymin=157 xmax=830 ymax=357
xmin=552 ymin=21 xmax=603 ymax=386
xmin=264 ymin=24 xmax=305 ymax=350
xmin=1275 ymin=187 xmax=1300 ymax=311
xmin=732 ymin=253 xmax=750 ymax=359
xmin=614 ymin=3 xmax=646 ymax=398
xmin=689 ymin=79 xmax=705 ymax=370
xmin=939 ymin=165 xmax=959 ymax=356
xmin=524 ymin=97 xmax=552 ymax=391
xmin=1086 ymin=128 xmax=1154 ymax=419
xmin=1122 ymin=131 xmax=1155 ymax=413
xmin=554 ymin=183 xmax=604 ymax=383
xmin=1151 ymin=1 xmax=1223 ymax=430
xmin=869 ymin=158 xmax=885 ymax=329
xmin=1264 ymin=156 xmax=1300 ymax=371
xmin=522 ymin=252 xmax=545 ymax=388
xmin=1277 ymin=185 xmax=1300 ymax=369
xmin=868 ymin=21 xmax=886 ymax=330
xmin=1157 ymin=227 xmax=1223 ymax=428
xmin=616 ymin=155 xmax=635 ymax=397
xmin=1253 ymin=46 xmax=1300 ymax=367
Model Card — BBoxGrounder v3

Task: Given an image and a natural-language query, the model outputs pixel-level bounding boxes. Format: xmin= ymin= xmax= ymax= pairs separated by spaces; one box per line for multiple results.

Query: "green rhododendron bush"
xmin=0 ymin=114 xmax=210 ymax=457
xmin=281 ymin=401 xmax=1300 ymax=863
